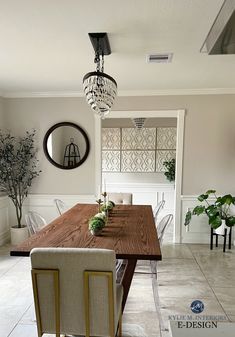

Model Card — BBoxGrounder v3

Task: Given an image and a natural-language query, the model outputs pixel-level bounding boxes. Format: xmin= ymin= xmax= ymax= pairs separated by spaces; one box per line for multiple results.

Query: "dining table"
xmin=10 ymin=203 xmax=162 ymax=311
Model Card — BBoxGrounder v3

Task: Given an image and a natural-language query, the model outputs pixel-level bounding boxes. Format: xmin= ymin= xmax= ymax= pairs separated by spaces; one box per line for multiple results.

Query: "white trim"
xmin=2 ymin=87 xmax=235 ymax=98
xmin=95 ymin=109 xmax=185 ymax=244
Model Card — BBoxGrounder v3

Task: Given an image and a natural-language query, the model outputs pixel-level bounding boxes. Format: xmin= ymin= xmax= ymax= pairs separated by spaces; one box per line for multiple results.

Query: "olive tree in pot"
xmin=0 ymin=130 xmax=41 ymax=245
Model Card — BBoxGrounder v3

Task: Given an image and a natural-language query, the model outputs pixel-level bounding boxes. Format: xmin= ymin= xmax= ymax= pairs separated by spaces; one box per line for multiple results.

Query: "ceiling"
xmin=1 ymin=0 xmax=234 ymax=96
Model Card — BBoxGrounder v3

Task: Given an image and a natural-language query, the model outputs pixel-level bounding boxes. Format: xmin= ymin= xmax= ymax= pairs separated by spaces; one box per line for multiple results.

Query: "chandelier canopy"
xmin=83 ymin=33 xmax=117 ymax=119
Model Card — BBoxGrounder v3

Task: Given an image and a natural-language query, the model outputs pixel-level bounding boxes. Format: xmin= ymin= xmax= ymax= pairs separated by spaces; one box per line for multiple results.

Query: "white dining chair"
xmin=54 ymin=198 xmax=68 ymax=215
xmin=153 ymin=200 xmax=165 ymax=221
xmin=30 ymin=247 xmax=123 ymax=337
xmin=25 ymin=211 xmax=47 ymax=235
xmin=157 ymin=214 xmax=173 ymax=245
xmin=152 ymin=214 xmax=173 ymax=334
xmin=107 ymin=193 xmax=133 ymax=205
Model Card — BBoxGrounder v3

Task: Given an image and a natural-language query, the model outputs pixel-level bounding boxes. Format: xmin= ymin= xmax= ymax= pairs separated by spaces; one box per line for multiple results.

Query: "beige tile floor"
xmin=0 ymin=243 xmax=235 ymax=337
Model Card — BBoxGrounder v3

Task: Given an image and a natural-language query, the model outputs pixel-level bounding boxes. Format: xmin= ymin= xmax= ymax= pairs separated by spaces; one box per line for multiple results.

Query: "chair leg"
xmin=152 ymin=273 xmax=168 ymax=333
xmin=118 ymin=314 xmax=122 ymax=337
xmin=223 ymin=228 xmax=227 ymax=252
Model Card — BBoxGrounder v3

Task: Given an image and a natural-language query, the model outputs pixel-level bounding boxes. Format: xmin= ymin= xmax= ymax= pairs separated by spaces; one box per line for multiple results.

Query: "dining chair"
xmin=153 ymin=200 xmax=165 ymax=220
xmin=25 ymin=211 xmax=47 ymax=236
xmin=157 ymin=214 xmax=173 ymax=245
xmin=152 ymin=213 xmax=173 ymax=334
xmin=30 ymin=247 xmax=123 ymax=337
xmin=54 ymin=198 xmax=68 ymax=215
xmin=107 ymin=192 xmax=133 ymax=205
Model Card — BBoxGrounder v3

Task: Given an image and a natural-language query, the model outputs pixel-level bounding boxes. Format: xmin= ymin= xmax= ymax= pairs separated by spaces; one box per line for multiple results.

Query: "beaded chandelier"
xmin=83 ymin=33 xmax=117 ymax=119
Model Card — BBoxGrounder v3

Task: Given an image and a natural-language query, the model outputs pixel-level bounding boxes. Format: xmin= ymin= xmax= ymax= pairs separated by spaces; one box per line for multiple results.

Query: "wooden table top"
xmin=10 ymin=204 xmax=162 ymax=260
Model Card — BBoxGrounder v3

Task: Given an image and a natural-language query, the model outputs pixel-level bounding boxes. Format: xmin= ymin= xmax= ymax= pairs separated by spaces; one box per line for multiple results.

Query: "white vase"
xmin=10 ymin=226 xmax=29 ymax=245
xmin=214 ymin=220 xmax=229 ymax=236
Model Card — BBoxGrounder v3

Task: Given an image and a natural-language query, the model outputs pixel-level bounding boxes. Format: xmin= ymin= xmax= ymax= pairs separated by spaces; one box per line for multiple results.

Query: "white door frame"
xmin=94 ymin=109 xmax=185 ymax=243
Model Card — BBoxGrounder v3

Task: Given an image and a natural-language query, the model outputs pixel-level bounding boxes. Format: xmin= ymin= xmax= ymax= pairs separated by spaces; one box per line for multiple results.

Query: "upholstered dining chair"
xmin=153 ymin=200 xmax=165 ymax=221
xmin=54 ymin=198 xmax=68 ymax=215
xmin=25 ymin=211 xmax=47 ymax=236
xmin=107 ymin=192 xmax=133 ymax=205
xmin=30 ymin=247 xmax=123 ymax=337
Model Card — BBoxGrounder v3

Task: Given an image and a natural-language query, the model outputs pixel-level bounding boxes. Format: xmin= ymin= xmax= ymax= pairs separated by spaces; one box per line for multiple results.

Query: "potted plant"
xmin=0 ymin=130 xmax=41 ymax=244
xmin=184 ymin=190 xmax=235 ymax=234
xmin=89 ymin=216 xmax=105 ymax=236
xmin=163 ymin=158 xmax=175 ymax=182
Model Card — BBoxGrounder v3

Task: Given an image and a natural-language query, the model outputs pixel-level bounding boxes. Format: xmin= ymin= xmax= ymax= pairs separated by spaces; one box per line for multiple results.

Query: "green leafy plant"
xmin=89 ymin=217 xmax=105 ymax=231
xmin=0 ymin=130 xmax=41 ymax=228
xmin=184 ymin=190 xmax=235 ymax=229
xmin=163 ymin=158 xmax=175 ymax=182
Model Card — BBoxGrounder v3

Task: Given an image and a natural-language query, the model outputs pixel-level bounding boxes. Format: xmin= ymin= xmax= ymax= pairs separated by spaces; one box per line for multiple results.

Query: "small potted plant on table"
xmin=89 ymin=216 xmax=105 ymax=236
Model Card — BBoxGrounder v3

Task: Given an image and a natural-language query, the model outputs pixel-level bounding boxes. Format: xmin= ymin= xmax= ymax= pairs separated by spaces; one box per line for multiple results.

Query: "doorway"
xmin=94 ymin=110 xmax=185 ymax=243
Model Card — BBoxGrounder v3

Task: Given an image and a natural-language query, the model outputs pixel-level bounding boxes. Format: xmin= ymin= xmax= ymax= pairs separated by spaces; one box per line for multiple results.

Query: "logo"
xmin=190 ymin=300 xmax=204 ymax=314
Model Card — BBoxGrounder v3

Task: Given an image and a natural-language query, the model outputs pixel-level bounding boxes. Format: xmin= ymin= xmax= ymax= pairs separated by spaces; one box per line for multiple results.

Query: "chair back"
xmin=107 ymin=193 xmax=133 ymax=205
xmin=153 ymin=200 xmax=165 ymax=220
xmin=25 ymin=211 xmax=47 ymax=235
xmin=157 ymin=214 xmax=173 ymax=245
xmin=30 ymin=248 xmax=119 ymax=337
xmin=54 ymin=199 xmax=67 ymax=215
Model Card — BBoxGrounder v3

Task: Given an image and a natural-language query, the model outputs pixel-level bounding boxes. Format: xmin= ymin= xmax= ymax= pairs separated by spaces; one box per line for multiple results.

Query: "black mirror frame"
xmin=43 ymin=122 xmax=90 ymax=170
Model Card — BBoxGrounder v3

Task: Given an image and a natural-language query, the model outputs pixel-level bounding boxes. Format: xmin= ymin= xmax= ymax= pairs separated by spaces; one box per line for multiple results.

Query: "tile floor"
xmin=0 ymin=243 xmax=235 ymax=337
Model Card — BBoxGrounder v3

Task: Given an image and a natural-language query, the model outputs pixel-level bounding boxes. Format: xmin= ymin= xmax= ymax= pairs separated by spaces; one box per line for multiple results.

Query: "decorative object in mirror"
xmin=43 ymin=122 xmax=90 ymax=169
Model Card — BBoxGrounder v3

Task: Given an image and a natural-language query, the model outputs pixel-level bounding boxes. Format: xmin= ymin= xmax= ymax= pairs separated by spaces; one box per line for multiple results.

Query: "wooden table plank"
xmin=10 ymin=204 xmax=161 ymax=260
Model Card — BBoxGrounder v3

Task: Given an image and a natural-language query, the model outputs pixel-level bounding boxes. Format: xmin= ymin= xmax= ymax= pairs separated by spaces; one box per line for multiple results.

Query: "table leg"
xmin=121 ymin=258 xmax=137 ymax=312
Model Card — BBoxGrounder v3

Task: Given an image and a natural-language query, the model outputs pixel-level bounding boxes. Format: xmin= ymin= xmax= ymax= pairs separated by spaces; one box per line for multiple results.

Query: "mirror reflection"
xmin=43 ymin=122 xmax=90 ymax=169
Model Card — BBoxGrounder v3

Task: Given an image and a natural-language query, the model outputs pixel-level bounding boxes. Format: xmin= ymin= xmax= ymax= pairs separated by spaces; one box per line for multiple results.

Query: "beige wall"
xmin=1 ymin=94 xmax=235 ymax=196
xmin=3 ymin=97 xmax=95 ymax=194
xmin=113 ymin=94 xmax=235 ymax=195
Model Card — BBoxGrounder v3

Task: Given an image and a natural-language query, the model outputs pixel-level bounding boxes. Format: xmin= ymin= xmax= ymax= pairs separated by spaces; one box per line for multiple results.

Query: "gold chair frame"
xmin=31 ymin=268 xmax=122 ymax=337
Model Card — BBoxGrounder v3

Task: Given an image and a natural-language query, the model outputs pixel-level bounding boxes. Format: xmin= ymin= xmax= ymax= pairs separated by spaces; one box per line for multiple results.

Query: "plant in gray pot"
xmin=184 ymin=190 xmax=235 ymax=235
xmin=0 ymin=130 xmax=41 ymax=244
xmin=88 ymin=216 xmax=105 ymax=236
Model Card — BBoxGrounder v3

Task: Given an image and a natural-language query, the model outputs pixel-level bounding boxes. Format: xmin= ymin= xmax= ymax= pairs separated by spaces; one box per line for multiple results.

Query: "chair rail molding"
xmin=0 ymin=194 xmax=95 ymax=244
xmin=96 ymin=109 xmax=185 ymax=244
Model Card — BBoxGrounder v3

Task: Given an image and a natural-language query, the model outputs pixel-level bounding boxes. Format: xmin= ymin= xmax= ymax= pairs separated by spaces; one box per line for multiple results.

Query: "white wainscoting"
xmin=106 ymin=182 xmax=175 ymax=218
xmin=181 ymin=195 xmax=235 ymax=244
xmin=0 ymin=194 xmax=95 ymax=245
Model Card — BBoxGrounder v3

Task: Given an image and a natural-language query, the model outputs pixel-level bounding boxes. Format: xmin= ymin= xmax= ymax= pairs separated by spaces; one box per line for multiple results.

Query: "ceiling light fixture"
xmin=83 ymin=33 xmax=117 ymax=119
xmin=132 ymin=118 xmax=146 ymax=130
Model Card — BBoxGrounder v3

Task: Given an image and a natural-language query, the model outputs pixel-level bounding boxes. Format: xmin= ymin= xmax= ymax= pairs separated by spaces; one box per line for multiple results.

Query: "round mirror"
xmin=43 ymin=122 xmax=90 ymax=169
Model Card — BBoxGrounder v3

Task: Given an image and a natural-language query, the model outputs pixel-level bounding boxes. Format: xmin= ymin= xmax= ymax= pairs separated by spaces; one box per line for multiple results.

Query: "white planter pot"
xmin=214 ymin=220 xmax=229 ymax=236
xmin=10 ymin=226 xmax=29 ymax=245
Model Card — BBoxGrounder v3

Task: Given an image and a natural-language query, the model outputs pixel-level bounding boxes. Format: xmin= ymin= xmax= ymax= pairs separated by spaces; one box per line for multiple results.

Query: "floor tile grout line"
xmin=187 ymin=244 xmax=230 ymax=321
xmin=0 ymin=258 xmax=24 ymax=279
